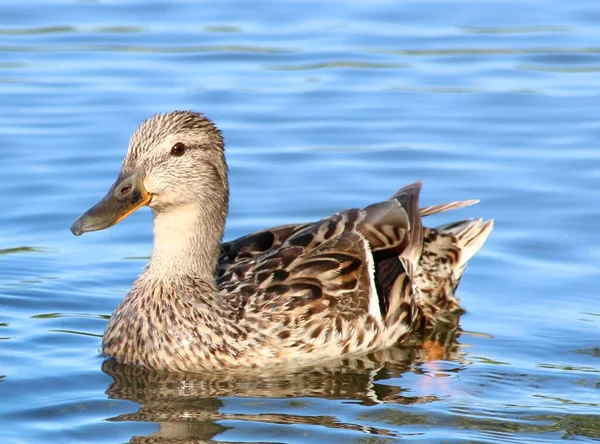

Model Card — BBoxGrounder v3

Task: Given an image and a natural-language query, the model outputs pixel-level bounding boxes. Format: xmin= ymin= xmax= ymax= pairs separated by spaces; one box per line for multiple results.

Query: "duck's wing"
xmin=217 ymin=182 xmax=424 ymax=344
xmin=219 ymin=222 xmax=312 ymax=274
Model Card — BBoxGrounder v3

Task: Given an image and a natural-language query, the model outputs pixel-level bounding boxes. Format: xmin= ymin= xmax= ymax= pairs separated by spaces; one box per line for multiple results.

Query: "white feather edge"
xmin=355 ymin=231 xmax=384 ymax=327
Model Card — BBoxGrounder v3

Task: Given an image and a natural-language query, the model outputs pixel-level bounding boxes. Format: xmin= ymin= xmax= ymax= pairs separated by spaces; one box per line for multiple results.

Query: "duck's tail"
xmin=436 ymin=218 xmax=494 ymax=276
xmin=360 ymin=183 xmax=492 ymax=332
xmin=413 ymin=202 xmax=494 ymax=326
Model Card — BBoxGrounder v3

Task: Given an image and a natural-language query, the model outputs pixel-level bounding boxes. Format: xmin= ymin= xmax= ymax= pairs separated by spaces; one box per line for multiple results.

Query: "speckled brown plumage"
xmin=103 ymin=322 xmax=464 ymax=443
xmin=75 ymin=111 xmax=493 ymax=373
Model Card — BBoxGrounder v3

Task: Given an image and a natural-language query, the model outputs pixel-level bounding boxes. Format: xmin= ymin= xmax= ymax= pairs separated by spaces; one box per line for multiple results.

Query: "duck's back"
xmin=217 ymin=182 xmax=493 ymax=365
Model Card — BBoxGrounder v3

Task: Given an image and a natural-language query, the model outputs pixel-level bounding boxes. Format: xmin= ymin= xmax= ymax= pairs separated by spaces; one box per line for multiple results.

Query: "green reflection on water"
xmin=0 ymin=26 xmax=75 ymax=35
xmin=0 ymin=246 xmax=45 ymax=255
xmin=202 ymin=25 xmax=242 ymax=33
xmin=49 ymin=329 xmax=103 ymax=338
xmin=31 ymin=312 xmax=110 ymax=320
xmin=528 ymin=415 xmax=600 ymax=439
xmin=0 ymin=25 xmax=144 ymax=35
xmin=532 ymin=394 xmax=600 ymax=407
xmin=471 ymin=356 xmax=510 ymax=365
xmin=573 ymin=347 xmax=600 ymax=358
xmin=538 ymin=363 xmax=600 ymax=374
xmin=454 ymin=412 xmax=600 ymax=438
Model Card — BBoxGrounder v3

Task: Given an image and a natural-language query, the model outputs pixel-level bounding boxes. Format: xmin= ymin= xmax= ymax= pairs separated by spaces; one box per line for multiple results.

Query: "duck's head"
xmin=70 ymin=111 xmax=228 ymax=236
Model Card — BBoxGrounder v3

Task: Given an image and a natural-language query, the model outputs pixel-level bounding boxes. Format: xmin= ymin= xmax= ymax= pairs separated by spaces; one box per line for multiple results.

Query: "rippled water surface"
xmin=1 ymin=1 xmax=599 ymax=442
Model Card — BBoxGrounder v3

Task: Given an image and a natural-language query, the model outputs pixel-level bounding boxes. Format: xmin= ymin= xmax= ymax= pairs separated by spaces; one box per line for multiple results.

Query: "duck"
xmin=70 ymin=110 xmax=493 ymax=373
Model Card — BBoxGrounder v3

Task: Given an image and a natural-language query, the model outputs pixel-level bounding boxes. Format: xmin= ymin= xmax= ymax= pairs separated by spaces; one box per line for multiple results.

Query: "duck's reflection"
xmin=103 ymin=319 xmax=466 ymax=443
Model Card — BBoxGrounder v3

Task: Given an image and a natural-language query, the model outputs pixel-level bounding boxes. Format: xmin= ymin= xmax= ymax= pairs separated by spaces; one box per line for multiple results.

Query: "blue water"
xmin=1 ymin=0 xmax=599 ymax=442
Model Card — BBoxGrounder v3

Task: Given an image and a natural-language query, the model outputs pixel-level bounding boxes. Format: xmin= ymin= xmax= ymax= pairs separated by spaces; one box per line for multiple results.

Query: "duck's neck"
xmin=146 ymin=198 xmax=228 ymax=286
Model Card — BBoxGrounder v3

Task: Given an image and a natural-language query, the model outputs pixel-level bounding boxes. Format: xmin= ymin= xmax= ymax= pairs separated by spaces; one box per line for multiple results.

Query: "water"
xmin=1 ymin=0 xmax=599 ymax=442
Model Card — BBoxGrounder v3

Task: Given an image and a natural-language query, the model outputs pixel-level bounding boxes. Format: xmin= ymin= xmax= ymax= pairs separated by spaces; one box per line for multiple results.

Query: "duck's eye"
xmin=170 ymin=142 xmax=186 ymax=157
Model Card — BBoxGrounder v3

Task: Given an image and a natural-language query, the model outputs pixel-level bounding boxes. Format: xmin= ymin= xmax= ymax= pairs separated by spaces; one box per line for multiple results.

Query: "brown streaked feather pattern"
xmin=413 ymin=218 xmax=494 ymax=327
xmin=218 ymin=211 xmax=388 ymax=359
xmin=103 ymin=181 xmax=492 ymax=372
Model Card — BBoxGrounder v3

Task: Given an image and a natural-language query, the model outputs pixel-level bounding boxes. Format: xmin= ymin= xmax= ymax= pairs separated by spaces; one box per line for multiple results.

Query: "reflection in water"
xmin=0 ymin=246 xmax=43 ymax=255
xmin=102 ymin=320 xmax=464 ymax=443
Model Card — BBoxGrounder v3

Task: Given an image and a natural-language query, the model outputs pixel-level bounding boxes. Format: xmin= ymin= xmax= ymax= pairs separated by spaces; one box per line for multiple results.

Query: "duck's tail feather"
xmin=412 ymin=207 xmax=493 ymax=326
xmin=364 ymin=185 xmax=493 ymax=330
xmin=420 ymin=199 xmax=480 ymax=217
xmin=437 ymin=218 xmax=494 ymax=270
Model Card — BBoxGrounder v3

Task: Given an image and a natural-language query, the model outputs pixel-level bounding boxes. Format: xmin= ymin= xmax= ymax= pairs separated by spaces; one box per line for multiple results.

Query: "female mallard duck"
xmin=71 ymin=111 xmax=493 ymax=373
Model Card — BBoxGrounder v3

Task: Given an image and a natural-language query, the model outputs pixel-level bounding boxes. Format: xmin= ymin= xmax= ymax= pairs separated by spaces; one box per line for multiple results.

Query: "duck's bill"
xmin=70 ymin=172 xmax=151 ymax=236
